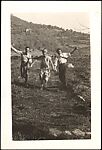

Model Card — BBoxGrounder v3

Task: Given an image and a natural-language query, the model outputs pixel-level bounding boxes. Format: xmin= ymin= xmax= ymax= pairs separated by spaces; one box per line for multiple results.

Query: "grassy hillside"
xmin=11 ymin=15 xmax=91 ymax=140
xmin=11 ymin=15 xmax=90 ymax=54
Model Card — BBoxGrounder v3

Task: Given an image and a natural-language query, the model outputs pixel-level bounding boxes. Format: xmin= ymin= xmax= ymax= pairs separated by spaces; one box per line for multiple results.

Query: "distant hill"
xmin=11 ymin=15 xmax=90 ymax=54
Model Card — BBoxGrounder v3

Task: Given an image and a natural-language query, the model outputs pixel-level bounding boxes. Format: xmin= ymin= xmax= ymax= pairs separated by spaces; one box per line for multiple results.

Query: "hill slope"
xmin=11 ymin=15 xmax=90 ymax=54
xmin=11 ymin=15 xmax=91 ymax=140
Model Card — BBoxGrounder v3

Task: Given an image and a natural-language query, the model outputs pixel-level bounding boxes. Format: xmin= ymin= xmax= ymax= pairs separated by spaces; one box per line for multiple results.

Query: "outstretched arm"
xmin=30 ymin=59 xmax=37 ymax=67
xmin=11 ymin=46 xmax=22 ymax=55
xmin=30 ymin=56 xmax=42 ymax=67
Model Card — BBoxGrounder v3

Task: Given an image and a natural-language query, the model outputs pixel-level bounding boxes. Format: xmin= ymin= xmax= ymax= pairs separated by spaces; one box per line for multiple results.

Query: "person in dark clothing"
xmin=54 ymin=48 xmax=71 ymax=87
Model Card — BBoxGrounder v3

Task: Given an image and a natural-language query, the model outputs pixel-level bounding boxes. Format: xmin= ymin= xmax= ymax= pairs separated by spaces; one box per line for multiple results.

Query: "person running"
xmin=33 ymin=48 xmax=55 ymax=90
xmin=54 ymin=47 xmax=77 ymax=88
xmin=11 ymin=46 xmax=33 ymax=85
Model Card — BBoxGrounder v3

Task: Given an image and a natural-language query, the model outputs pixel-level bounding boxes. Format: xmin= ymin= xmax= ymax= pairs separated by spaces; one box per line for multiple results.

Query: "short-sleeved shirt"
xmin=54 ymin=53 xmax=71 ymax=66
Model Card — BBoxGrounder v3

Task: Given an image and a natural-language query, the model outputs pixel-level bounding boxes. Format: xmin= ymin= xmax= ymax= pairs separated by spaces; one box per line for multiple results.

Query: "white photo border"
xmin=1 ymin=1 xmax=101 ymax=149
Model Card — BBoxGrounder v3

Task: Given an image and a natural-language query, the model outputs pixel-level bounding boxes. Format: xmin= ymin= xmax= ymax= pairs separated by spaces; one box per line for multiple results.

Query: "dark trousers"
xmin=59 ymin=63 xmax=67 ymax=85
xmin=20 ymin=62 xmax=28 ymax=83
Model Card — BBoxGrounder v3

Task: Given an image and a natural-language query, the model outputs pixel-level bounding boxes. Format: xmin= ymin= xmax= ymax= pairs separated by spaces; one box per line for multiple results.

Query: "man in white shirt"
xmin=11 ymin=46 xmax=33 ymax=85
xmin=33 ymin=48 xmax=55 ymax=90
xmin=54 ymin=48 xmax=76 ymax=88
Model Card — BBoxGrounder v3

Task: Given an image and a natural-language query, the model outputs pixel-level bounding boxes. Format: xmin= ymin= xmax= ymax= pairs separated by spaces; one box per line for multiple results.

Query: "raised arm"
xmin=61 ymin=47 xmax=77 ymax=59
xmin=11 ymin=46 xmax=22 ymax=55
xmin=70 ymin=47 xmax=77 ymax=55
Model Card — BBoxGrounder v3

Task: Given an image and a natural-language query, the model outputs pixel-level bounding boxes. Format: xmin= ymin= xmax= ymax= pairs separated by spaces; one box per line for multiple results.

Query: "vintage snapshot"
xmin=11 ymin=12 xmax=91 ymax=140
xmin=1 ymin=1 xmax=101 ymax=149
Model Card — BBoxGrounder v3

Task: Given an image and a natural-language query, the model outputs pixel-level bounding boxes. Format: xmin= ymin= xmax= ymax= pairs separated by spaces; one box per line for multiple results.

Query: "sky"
xmin=12 ymin=12 xmax=90 ymax=33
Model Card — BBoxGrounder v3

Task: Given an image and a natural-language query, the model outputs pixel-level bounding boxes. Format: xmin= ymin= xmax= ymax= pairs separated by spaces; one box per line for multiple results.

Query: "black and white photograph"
xmin=11 ymin=12 xmax=91 ymax=140
xmin=1 ymin=1 xmax=101 ymax=149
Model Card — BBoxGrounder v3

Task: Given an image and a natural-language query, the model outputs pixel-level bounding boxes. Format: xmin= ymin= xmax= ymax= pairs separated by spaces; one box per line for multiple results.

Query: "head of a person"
xmin=56 ymin=48 xmax=62 ymax=55
xmin=42 ymin=48 xmax=48 ymax=56
xmin=25 ymin=47 xmax=30 ymax=54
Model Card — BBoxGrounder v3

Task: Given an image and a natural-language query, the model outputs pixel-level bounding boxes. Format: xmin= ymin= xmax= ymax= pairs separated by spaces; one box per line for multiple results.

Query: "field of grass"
xmin=11 ymin=49 xmax=91 ymax=140
xmin=11 ymin=15 xmax=91 ymax=140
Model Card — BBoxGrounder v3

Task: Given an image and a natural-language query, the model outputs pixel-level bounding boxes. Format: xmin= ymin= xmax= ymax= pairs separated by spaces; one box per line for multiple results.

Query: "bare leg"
xmin=41 ymin=83 xmax=44 ymax=90
xmin=40 ymin=79 xmax=44 ymax=90
xmin=44 ymin=76 xmax=48 ymax=89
